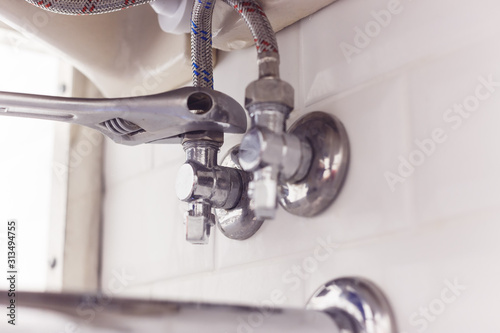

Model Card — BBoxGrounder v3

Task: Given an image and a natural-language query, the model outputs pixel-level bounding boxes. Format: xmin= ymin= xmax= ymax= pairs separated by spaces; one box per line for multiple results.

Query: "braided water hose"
xmin=191 ymin=0 xmax=280 ymax=89
xmin=222 ymin=0 xmax=278 ymax=57
xmin=191 ymin=0 xmax=215 ymax=89
xmin=24 ymin=0 xmax=154 ymax=15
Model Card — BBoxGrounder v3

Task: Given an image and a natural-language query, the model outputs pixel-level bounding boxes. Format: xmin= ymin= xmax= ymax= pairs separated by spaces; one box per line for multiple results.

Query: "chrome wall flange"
xmin=215 ymin=145 xmax=265 ymax=240
xmin=279 ymin=111 xmax=350 ymax=217
xmin=307 ymin=277 xmax=397 ymax=333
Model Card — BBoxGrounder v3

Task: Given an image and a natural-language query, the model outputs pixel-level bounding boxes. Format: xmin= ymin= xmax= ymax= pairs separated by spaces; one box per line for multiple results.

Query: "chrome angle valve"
xmin=184 ymin=0 xmax=350 ymax=242
xmin=175 ymin=131 xmax=244 ymax=244
xmin=239 ymin=78 xmax=312 ymax=220
xmin=212 ymin=76 xmax=351 ymax=240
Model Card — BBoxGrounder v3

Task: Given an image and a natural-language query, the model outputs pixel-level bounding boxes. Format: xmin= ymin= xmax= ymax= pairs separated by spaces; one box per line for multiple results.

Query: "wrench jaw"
xmin=107 ymin=87 xmax=248 ymax=145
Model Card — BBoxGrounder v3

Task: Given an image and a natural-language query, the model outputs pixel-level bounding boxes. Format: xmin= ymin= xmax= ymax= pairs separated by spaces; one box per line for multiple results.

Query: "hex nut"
xmin=245 ymin=78 xmax=295 ymax=112
xmin=182 ymin=131 xmax=224 ymax=145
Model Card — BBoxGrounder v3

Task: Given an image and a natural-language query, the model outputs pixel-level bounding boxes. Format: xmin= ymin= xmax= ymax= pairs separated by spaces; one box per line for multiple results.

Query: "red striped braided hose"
xmin=24 ymin=0 xmax=154 ymax=15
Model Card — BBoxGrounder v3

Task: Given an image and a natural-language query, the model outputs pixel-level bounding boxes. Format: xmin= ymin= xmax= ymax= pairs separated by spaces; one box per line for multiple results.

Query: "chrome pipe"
xmin=1 ymin=291 xmax=337 ymax=333
xmin=0 ymin=278 xmax=397 ymax=333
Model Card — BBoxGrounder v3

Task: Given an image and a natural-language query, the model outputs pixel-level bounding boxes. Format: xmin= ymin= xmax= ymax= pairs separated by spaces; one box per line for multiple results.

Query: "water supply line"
xmin=24 ymin=0 xmax=154 ymax=15
xmin=191 ymin=0 xmax=280 ymax=80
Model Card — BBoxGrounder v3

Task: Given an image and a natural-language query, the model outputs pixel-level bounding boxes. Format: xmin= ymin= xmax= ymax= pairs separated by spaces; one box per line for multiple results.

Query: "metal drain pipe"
xmin=1 ymin=278 xmax=396 ymax=333
xmin=1 ymin=292 xmax=337 ymax=333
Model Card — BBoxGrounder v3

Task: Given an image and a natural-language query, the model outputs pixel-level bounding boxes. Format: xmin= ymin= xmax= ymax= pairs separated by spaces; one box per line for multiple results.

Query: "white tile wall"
xmin=102 ymin=165 xmax=214 ymax=286
xmin=102 ymin=0 xmax=500 ymax=332
xmin=406 ymin=39 xmax=500 ymax=225
xmin=104 ymin=143 xmax=155 ymax=187
xmin=151 ymin=255 xmax=307 ymax=307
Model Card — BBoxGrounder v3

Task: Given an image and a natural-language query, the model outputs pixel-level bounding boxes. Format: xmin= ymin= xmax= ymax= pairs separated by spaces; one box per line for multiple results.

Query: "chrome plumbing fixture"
xmin=239 ymin=77 xmax=309 ymax=219
xmin=186 ymin=0 xmax=350 ymax=239
xmin=174 ymin=0 xmax=220 ymax=245
xmin=188 ymin=0 xmax=350 ymax=234
xmin=0 ymin=86 xmax=248 ymax=244
xmin=278 ymin=112 xmax=350 ymax=217
xmin=177 ymin=0 xmax=288 ymax=244
xmin=176 ymin=131 xmax=244 ymax=244
xmin=307 ymin=277 xmax=397 ymax=333
xmin=216 ymin=111 xmax=350 ymax=240
xmin=0 ymin=84 xmax=349 ymax=245
xmin=2 ymin=0 xmax=350 ymax=245
xmin=214 ymin=145 xmax=265 ymax=240
xmin=1 ymin=277 xmax=397 ymax=333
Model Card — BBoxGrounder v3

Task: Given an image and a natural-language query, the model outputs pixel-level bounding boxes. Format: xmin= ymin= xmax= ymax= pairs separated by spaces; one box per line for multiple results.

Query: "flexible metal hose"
xmin=191 ymin=0 xmax=216 ymax=89
xmin=24 ymin=0 xmax=154 ymax=15
xmin=191 ymin=0 xmax=280 ymax=89
xmin=222 ymin=0 xmax=280 ymax=78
